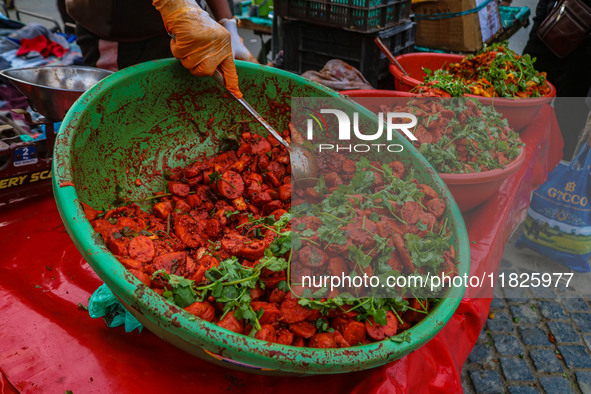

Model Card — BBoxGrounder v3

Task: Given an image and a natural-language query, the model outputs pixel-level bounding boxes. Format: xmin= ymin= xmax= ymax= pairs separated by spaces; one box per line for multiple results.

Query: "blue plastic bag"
xmin=516 ymin=146 xmax=591 ymax=272
xmin=88 ymin=284 xmax=144 ymax=333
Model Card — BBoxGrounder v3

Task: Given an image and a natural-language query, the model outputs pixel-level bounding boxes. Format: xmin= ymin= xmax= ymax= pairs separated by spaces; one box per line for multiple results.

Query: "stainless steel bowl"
xmin=0 ymin=65 xmax=113 ymax=121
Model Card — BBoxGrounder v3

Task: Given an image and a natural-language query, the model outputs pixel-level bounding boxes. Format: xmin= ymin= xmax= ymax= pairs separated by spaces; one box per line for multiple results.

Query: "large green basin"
xmin=53 ymin=59 xmax=470 ymax=375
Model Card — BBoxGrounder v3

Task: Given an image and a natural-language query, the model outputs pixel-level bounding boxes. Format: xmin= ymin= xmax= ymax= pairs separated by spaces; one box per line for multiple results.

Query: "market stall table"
xmin=0 ymin=105 xmax=563 ymax=393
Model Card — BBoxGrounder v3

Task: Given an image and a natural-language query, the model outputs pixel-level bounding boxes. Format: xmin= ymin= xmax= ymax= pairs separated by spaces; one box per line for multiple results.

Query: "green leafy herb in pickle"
xmin=152 ymin=254 xmax=288 ymax=333
xmin=418 ymin=42 xmax=550 ymax=98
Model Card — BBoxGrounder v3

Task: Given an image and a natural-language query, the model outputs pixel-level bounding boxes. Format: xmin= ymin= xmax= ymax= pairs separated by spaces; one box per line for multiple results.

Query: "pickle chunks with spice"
xmin=84 ymin=124 xmax=456 ymax=348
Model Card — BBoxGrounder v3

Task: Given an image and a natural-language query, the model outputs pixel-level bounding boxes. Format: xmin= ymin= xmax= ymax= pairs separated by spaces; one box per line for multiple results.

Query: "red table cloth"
xmin=0 ymin=106 xmax=563 ymax=393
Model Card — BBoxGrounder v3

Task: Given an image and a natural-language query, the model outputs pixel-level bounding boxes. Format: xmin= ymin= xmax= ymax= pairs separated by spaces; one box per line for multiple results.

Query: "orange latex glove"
xmin=153 ymin=0 xmax=242 ymax=98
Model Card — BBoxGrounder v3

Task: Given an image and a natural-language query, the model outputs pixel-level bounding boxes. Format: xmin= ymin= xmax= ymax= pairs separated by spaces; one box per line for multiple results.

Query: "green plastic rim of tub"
xmin=53 ymin=59 xmax=470 ymax=375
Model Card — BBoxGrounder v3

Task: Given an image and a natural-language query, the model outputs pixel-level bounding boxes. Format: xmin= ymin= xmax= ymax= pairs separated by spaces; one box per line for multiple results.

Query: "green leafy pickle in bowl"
xmin=398 ymin=98 xmax=524 ymax=174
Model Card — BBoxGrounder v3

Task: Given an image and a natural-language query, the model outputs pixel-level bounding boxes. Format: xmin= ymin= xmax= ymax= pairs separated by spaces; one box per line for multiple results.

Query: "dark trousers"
xmin=524 ymin=0 xmax=591 ymax=158
xmin=76 ymin=23 xmax=173 ymax=70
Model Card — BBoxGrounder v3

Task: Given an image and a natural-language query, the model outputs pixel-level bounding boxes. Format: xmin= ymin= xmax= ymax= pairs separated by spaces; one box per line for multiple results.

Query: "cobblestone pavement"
xmin=462 ymin=291 xmax=591 ymax=393
xmin=462 ymin=237 xmax=591 ymax=393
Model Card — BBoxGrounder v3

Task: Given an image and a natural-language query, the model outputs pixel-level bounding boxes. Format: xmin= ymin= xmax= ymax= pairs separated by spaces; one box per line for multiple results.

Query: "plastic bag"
xmin=515 ymin=146 xmax=591 ymax=272
xmin=301 ymin=59 xmax=374 ymax=91
xmin=88 ymin=284 xmax=144 ymax=333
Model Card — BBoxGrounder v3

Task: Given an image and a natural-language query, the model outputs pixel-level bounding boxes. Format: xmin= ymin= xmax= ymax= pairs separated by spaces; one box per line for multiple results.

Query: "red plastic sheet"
xmin=0 ymin=106 xmax=563 ymax=393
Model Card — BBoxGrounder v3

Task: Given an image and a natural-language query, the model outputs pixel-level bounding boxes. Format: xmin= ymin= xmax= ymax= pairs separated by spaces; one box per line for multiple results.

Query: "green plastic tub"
xmin=53 ymin=59 xmax=470 ymax=375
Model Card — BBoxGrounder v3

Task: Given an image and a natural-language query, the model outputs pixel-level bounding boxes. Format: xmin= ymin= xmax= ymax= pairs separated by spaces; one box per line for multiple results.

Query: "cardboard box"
xmin=413 ymin=0 xmax=502 ymax=52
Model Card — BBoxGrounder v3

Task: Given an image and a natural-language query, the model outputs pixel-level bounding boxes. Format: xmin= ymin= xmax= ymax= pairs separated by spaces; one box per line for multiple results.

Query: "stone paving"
xmin=461 ymin=240 xmax=591 ymax=393
xmin=461 ymin=292 xmax=591 ymax=393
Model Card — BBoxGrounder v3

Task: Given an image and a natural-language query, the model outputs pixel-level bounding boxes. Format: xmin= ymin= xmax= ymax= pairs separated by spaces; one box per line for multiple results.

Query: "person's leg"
xmin=524 ymin=0 xmax=591 ymax=97
xmin=76 ymin=23 xmax=118 ymax=71
xmin=116 ymin=35 xmax=172 ymax=70
xmin=75 ymin=23 xmax=100 ymax=67
xmin=524 ymin=0 xmax=591 ymax=158
xmin=56 ymin=0 xmax=75 ymax=34
xmin=76 ymin=22 xmax=171 ymax=71
xmin=572 ymin=111 xmax=591 ymax=158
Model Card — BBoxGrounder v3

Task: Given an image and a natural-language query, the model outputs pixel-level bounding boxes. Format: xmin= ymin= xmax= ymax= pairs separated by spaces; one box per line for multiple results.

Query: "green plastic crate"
xmin=276 ymin=0 xmax=411 ymax=33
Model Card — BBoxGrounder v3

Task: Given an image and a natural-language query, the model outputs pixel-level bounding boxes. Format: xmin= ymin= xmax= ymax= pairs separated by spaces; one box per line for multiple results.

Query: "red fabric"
xmin=16 ymin=36 xmax=66 ymax=58
xmin=0 ymin=373 xmax=18 ymax=394
xmin=0 ymin=106 xmax=563 ymax=393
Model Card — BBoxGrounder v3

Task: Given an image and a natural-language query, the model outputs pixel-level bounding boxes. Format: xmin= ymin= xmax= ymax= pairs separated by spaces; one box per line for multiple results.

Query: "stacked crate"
xmin=277 ymin=0 xmax=415 ymax=88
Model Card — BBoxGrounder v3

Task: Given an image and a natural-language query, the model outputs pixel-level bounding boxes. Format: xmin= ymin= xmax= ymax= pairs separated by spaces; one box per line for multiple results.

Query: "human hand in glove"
xmin=152 ymin=0 xmax=242 ymax=98
xmin=219 ymin=18 xmax=258 ymax=63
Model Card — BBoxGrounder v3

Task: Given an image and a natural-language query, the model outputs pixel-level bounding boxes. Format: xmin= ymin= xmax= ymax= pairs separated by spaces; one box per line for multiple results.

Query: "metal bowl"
xmin=0 ymin=65 xmax=113 ymax=121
